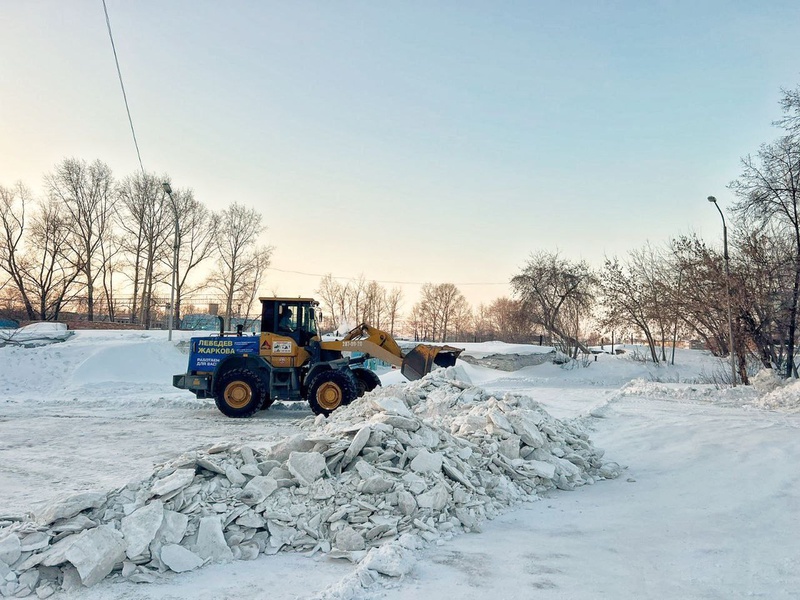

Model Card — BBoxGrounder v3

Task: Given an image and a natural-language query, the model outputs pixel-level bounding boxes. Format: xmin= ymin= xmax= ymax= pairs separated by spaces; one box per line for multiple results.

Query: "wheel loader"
xmin=172 ymin=297 xmax=463 ymax=418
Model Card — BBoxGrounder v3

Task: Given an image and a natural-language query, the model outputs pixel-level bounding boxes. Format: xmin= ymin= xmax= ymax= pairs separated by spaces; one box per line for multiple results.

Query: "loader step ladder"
xmin=269 ymin=367 xmax=300 ymax=401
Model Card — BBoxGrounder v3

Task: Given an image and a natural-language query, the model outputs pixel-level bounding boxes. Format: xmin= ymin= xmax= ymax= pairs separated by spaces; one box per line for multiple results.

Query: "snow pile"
xmin=750 ymin=367 xmax=784 ymax=394
xmin=751 ymin=376 xmax=800 ymax=412
xmin=0 ymin=366 xmax=617 ymax=598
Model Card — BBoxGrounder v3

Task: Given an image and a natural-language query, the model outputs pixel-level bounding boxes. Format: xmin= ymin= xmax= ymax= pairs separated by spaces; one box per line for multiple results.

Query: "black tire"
xmin=339 ymin=369 xmax=360 ymax=405
xmin=307 ymin=369 xmax=359 ymax=416
xmin=214 ymin=368 xmax=264 ymax=418
xmin=351 ymin=367 xmax=381 ymax=397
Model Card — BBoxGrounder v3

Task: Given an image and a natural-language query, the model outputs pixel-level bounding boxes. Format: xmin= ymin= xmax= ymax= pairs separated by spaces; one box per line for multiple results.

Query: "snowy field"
xmin=1 ymin=330 xmax=799 ymax=599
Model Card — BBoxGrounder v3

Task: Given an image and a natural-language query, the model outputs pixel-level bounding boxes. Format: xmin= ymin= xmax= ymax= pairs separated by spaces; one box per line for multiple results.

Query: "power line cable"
xmin=102 ymin=0 xmax=145 ymax=174
xmin=266 ymin=267 xmax=509 ymax=286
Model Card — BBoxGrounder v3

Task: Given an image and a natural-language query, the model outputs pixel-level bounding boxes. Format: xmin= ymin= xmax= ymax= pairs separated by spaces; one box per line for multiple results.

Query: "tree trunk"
xmin=788 ymin=246 xmax=800 ymax=377
xmin=86 ymin=262 xmax=94 ymax=322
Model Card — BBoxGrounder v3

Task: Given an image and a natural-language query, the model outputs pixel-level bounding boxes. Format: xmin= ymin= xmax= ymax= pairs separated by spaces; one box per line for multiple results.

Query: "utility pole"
xmin=162 ymin=182 xmax=180 ymax=342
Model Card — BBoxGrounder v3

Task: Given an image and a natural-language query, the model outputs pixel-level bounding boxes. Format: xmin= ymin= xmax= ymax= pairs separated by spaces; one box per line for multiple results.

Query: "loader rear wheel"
xmin=214 ymin=369 xmax=264 ymax=418
xmin=307 ymin=370 xmax=358 ymax=417
xmin=351 ymin=367 xmax=381 ymax=397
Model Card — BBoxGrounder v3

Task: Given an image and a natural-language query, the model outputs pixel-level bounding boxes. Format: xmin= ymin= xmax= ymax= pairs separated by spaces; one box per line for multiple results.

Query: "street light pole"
xmin=162 ymin=182 xmax=180 ymax=342
xmin=708 ymin=196 xmax=737 ymax=386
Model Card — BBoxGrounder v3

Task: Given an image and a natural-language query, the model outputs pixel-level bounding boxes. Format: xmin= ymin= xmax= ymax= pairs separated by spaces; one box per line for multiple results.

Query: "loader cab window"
xmin=277 ymin=306 xmax=296 ymax=333
xmin=267 ymin=302 xmax=318 ymax=343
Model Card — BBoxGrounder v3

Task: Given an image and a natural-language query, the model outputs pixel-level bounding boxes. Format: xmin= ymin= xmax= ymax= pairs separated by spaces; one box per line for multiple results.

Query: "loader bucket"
xmin=401 ymin=344 xmax=464 ymax=381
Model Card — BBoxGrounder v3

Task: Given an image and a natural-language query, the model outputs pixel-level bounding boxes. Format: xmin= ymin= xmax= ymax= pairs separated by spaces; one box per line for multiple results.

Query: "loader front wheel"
xmin=351 ymin=367 xmax=381 ymax=397
xmin=307 ymin=370 xmax=358 ymax=416
xmin=214 ymin=369 xmax=264 ymax=418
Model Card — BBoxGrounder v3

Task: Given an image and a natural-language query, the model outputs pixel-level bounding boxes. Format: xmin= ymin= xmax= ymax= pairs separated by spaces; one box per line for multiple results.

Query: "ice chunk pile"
xmin=0 ymin=366 xmax=618 ymax=597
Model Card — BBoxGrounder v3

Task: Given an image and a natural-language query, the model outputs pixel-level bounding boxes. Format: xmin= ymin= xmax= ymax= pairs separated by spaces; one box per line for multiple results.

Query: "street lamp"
xmin=162 ymin=182 xmax=180 ymax=342
xmin=708 ymin=196 xmax=737 ymax=386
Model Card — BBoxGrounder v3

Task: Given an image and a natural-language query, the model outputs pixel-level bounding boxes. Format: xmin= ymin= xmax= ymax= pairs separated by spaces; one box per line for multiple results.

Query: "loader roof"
xmin=259 ymin=296 xmax=317 ymax=303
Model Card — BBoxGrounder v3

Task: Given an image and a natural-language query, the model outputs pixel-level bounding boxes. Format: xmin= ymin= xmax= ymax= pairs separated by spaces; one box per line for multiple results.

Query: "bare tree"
xmin=164 ymin=187 xmax=215 ymax=326
xmin=600 ymin=254 xmax=662 ymax=363
xmin=115 ymin=172 xmax=172 ymax=327
xmin=115 ymin=178 xmax=146 ymax=322
xmin=23 ymin=199 xmax=82 ymax=320
xmin=600 ymin=244 xmax=677 ymax=363
xmin=360 ymin=280 xmax=381 ymax=328
xmin=731 ymin=224 xmax=792 ymax=379
xmin=97 ymin=226 xmax=123 ymax=322
xmin=669 ymin=235 xmax=734 ymax=354
xmin=316 ymin=274 xmax=360 ymax=331
xmin=472 ymin=303 xmax=493 ymax=342
xmin=730 ymin=134 xmax=800 ymax=377
xmin=349 ymin=275 xmax=367 ymax=325
xmin=485 ymin=297 xmax=534 ymax=343
xmin=385 ymin=287 xmax=403 ymax=336
xmin=0 ymin=183 xmax=36 ymax=319
xmin=316 ymin=274 xmax=343 ymax=331
xmin=207 ymin=203 xmax=273 ymax=329
xmin=45 ymin=158 xmax=116 ymax=321
xmin=775 ymin=83 xmax=800 ymax=134
xmin=448 ymin=298 xmax=473 ymax=342
xmin=412 ymin=283 xmax=469 ymax=342
xmin=511 ymin=250 xmax=596 ymax=356
xmin=439 ymin=284 xmax=469 ymax=343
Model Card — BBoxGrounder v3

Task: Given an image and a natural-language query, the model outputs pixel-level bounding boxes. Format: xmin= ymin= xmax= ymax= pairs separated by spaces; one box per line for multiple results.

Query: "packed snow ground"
xmin=1 ymin=330 xmax=799 ymax=599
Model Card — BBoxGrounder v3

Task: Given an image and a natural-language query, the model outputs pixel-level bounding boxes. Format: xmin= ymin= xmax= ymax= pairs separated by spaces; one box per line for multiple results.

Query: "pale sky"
xmin=3 ymin=1 xmax=800 ymax=307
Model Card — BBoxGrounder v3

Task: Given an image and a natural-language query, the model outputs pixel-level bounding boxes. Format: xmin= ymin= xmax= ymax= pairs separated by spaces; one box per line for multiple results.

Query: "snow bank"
xmin=0 ymin=366 xmax=618 ymax=598
xmin=618 ymin=373 xmax=800 ymax=413
xmin=0 ymin=323 xmax=73 ymax=347
xmin=458 ymin=341 xmax=555 ymax=359
xmin=0 ymin=332 xmax=189 ymax=405
xmin=618 ymin=378 xmax=756 ymax=406
xmin=69 ymin=341 xmax=183 ymax=386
